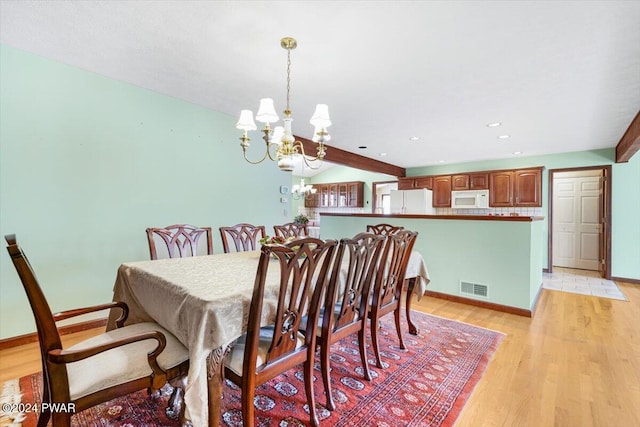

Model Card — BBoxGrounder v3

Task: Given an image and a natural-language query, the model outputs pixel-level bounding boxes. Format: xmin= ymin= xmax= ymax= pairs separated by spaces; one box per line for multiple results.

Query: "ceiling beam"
xmin=298 ymin=136 xmax=406 ymax=177
xmin=616 ymin=110 xmax=640 ymax=163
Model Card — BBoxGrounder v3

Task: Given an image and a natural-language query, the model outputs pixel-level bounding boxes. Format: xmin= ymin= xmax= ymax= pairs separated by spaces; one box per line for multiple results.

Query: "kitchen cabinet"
xmin=347 ymin=182 xmax=364 ymax=207
xmin=432 ymin=175 xmax=452 ymax=207
xmin=398 ymin=177 xmax=415 ymax=190
xmin=489 ymin=168 xmax=542 ymax=207
xmin=414 ymin=176 xmax=433 ymax=190
xmin=452 ymin=173 xmax=489 ymax=190
xmin=399 ymin=176 xmax=433 ymax=190
xmin=306 ymin=181 xmax=364 ymax=208
xmin=304 ymin=191 xmax=319 ymax=208
xmin=329 ymin=184 xmax=338 ymax=207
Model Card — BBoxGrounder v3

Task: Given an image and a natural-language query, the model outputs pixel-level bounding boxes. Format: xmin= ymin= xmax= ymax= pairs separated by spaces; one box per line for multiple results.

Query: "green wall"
xmin=408 ymin=150 xmax=640 ymax=280
xmin=321 ymin=215 xmax=544 ymax=311
xmin=0 ymin=45 xmax=292 ymax=338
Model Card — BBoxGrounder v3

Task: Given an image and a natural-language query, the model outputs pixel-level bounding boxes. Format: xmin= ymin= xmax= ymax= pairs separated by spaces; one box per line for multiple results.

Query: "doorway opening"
xmin=372 ymin=180 xmax=398 ymax=214
xmin=548 ymin=165 xmax=612 ymax=279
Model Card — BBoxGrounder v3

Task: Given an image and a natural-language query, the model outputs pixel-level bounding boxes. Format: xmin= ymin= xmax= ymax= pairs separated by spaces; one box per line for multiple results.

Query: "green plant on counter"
xmin=294 ymin=214 xmax=309 ymax=225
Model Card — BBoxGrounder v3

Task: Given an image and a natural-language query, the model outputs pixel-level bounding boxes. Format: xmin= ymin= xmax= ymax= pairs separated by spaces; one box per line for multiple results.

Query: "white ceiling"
xmin=1 ymin=1 xmax=639 ymax=175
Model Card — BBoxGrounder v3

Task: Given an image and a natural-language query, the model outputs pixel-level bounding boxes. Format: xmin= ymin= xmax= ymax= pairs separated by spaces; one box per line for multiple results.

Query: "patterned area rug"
xmin=1 ymin=311 xmax=503 ymax=427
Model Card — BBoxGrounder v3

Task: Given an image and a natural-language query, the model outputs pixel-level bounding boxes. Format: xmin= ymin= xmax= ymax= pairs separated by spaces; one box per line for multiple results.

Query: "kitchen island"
xmin=320 ymin=213 xmax=545 ymax=316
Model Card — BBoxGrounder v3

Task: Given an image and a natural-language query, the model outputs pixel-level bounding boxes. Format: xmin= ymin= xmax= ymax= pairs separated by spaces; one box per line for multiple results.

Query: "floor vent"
xmin=460 ymin=281 xmax=489 ymax=298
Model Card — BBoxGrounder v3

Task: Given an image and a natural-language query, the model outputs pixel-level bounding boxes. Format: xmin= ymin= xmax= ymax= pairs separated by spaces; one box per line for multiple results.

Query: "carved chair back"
xmin=224 ymin=237 xmax=337 ymax=426
xmin=146 ymin=224 xmax=213 ymax=259
xmin=366 ymin=223 xmax=405 ymax=236
xmin=273 ymin=222 xmax=308 ymax=239
xmin=219 ymin=223 xmax=266 ymax=253
xmin=316 ymin=232 xmax=385 ymax=409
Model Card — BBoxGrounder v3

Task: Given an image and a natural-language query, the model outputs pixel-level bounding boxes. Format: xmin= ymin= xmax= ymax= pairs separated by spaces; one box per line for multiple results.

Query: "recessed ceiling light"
xmin=358 ymin=146 xmax=367 ymax=149
xmin=409 ymin=136 xmax=420 ymax=141
xmin=512 ymin=151 xmax=522 ymax=155
xmin=379 ymin=152 xmax=387 ymax=157
xmin=486 ymin=122 xmax=502 ymax=127
xmin=497 ymin=135 xmax=510 ymax=139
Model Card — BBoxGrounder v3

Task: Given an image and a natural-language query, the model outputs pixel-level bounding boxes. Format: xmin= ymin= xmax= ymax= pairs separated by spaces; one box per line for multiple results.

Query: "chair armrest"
xmin=53 ymin=301 xmax=129 ymax=327
xmin=48 ymin=330 xmax=168 ymax=389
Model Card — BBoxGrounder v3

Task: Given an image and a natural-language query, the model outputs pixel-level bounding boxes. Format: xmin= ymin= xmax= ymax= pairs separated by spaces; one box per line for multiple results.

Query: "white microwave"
xmin=451 ymin=189 xmax=490 ymax=209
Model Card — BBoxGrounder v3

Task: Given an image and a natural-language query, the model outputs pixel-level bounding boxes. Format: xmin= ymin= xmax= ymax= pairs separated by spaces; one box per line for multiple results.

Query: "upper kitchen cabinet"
xmin=452 ymin=173 xmax=489 ymax=190
xmin=432 ymin=175 xmax=452 ymax=207
xmin=307 ymin=181 xmax=364 ymax=208
xmin=489 ymin=167 xmax=542 ymax=207
xmin=398 ymin=177 xmax=416 ymax=190
xmin=347 ymin=181 xmax=364 ymax=207
xmin=398 ymin=176 xmax=433 ymax=190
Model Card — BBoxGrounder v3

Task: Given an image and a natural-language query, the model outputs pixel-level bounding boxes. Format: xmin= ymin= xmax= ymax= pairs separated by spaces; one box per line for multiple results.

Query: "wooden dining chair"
xmin=368 ymin=230 xmax=418 ymax=368
xmin=223 ymin=237 xmax=338 ymax=427
xmin=4 ymin=235 xmax=190 ymax=427
xmin=219 ymin=223 xmax=266 ymax=253
xmin=273 ymin=222 xmax=308 ymax=239
xmin=314 ymin=232 xmax=386 ymax=410
xmin=366 ymin=223 xmax=404 ymax=236
xmin=146 ymin=224 xmax=213 ymax=259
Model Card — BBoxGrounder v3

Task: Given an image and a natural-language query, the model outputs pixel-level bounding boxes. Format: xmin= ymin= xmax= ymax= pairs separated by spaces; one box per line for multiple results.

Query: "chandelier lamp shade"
xmin=291 ymin=178 xmax=317 ymax=200
xmin=235 ymin=37 xmax=331 ymax=172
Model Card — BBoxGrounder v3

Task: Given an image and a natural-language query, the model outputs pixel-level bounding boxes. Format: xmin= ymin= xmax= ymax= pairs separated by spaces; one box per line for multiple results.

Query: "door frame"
xmin=548 ymin=165 xmax=612 ymax=278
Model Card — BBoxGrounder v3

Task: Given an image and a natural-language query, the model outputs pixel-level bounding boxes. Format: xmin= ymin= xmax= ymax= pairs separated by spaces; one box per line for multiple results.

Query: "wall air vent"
xmin=460 ymin=281 xmax=489 ymax=298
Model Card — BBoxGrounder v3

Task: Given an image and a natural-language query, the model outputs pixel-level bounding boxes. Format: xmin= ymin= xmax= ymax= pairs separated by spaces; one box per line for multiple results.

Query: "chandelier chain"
xmin=286 ymin=47 xmax=291 ymax=112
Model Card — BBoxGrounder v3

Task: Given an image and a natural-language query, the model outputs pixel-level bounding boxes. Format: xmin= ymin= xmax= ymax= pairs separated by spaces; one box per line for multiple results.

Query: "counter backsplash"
xmin=300 ymin=206 xmax=543 ymax=219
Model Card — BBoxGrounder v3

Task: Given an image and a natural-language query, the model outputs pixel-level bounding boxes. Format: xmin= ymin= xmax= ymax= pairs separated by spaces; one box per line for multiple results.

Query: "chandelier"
xmin=235 ymin=37 xmax=331 ymax=172
xmin=291 ymin=178 xmax=317 ymax=200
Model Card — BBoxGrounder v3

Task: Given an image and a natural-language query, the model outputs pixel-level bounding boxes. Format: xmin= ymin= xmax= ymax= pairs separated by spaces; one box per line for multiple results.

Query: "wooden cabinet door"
xmin=489 ymin=171 xmax=514 ymax=206
xmin=347 ymin=182 xmax=364 ymax=207
xmin=329 ymin=184 xmax=338 ymax=207
xmin=414 ymin=176 xmax=433 ymax=190
xmin=398 ymin=177 xmax=415 ymax=190
xmin=432 ymin=175 xmax=452 ymax=207
xmin=320 ymin=185 xmax=329 ymax=207
xmin=452 ymin=174 xmax=470 ymax=190
xmin=304 ymin=192 xmax=318 ymax=208
xmin=514 ymin=169 xmax=542 ymax=206
xmin=469 ymin=173 xmax=489 ymax=190
xmin=338 ymin=184 xmax=348 ymax=207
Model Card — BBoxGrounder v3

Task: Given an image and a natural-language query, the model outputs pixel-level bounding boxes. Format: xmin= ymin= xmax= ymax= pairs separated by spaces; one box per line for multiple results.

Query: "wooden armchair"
xmin=273 ymin=222 xmax=308 ymax=239
xmin=4 ymin=235 xmax=190 ymax=427
xmin=366 ymin=223 xmax=404 ymax=236
xmin=219 ymin=223 xmax=266 ymax=253
xmin=315 ymin=232 xmax=386 ymax=410
xmin=145 ymin=224 xmax=213 ymax=259
xmin=223 ymin=237 xmax=338 ymax=426
xmin=369 ymin=230 xmax=418 ymax=368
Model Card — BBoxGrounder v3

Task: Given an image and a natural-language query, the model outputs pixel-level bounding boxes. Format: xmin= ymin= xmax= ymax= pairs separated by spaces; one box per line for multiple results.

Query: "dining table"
xmin=106 ymin=249 xmax=430 ymax=426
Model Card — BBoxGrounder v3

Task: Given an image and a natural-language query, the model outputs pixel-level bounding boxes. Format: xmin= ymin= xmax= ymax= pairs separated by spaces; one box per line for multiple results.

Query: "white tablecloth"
xmin=108 ymin=251 xmax=281 ymax=426
xmin=405 ymin=251 xmax=431 ymax=300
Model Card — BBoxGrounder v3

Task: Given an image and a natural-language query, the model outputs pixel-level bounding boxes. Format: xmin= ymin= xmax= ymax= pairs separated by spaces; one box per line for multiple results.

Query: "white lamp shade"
xmin=236 ymin=110 xmax=257 ymax=131
xmin=310 ymin=104 xmax=331 ymax=128
xmin=312 ymin=125 xmax=331 ymax=142
xmin=270 ymin=126 xmax=284 ymax=145
xmin=256 ymin=98 xmax=279 ymax=123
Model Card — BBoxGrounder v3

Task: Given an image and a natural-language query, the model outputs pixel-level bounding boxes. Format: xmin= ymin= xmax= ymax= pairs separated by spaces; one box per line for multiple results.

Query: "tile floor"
xmin=542 ymin=267 xmax=628 ymax=301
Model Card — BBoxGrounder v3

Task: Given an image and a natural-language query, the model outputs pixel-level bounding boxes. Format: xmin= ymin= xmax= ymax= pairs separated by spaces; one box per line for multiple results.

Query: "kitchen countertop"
xmin=320 ymin=212 xmax=544 ymax=222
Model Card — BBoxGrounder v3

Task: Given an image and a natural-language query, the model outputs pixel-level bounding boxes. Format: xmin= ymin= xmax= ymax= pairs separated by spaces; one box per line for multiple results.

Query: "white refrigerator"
xmin=390 ymin=189 xmax=435 ymax=214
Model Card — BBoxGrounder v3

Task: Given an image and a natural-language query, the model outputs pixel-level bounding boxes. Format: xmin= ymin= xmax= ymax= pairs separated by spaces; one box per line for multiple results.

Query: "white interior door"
xmin=553 ymin=174 xmax=601 ymax=270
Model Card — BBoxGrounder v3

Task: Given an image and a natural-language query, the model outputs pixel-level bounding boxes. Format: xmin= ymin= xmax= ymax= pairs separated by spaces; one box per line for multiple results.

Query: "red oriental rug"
xmin=1 ymin=311 xmax=503 ymax=427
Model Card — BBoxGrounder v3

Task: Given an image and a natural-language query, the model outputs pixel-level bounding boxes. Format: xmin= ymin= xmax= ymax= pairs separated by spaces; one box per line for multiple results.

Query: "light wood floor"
xmin=1 ymin=274 xmax=639 ymax=427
